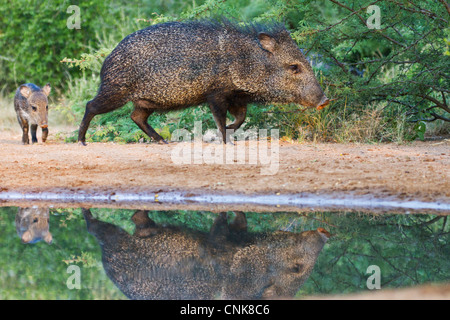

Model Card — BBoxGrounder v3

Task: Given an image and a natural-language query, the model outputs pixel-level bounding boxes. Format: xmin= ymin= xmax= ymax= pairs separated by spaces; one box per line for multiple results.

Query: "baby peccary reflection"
xmin=14 ymin=83 xmax=51 ymax=144
xmin=83 ymin=209 xmax=329 ymax=300
xmin=15 ymin=207 xmax=52 ymax=244
xmin=78 ymin=20 xmax=329 ymax=145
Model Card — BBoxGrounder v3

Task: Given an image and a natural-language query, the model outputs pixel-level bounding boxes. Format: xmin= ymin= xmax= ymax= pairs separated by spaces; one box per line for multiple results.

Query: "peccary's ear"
xmin=19 ymin=85 xmax=32 ymax=99
xmin=42 ymin=83 xmax=51 ymax=96
xmin=258 ymin=32 xmax=276 ymax=53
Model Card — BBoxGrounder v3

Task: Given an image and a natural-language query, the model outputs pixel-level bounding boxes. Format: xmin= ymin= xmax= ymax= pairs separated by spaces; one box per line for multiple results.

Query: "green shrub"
xmin=4 ymin=0 xmax=448 ymax=143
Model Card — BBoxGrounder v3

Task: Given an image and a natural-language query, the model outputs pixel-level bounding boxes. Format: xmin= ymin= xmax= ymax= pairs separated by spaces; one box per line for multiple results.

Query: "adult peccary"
xmin=83 ymin=209 xmax=329 ymax=299
xmin=78 ymin=20 xmax=329 ymax=145
xmin=14 ymin=83 xmax=51 ymax=144
xmin=15 ymin=207 xmax=52 ymax=244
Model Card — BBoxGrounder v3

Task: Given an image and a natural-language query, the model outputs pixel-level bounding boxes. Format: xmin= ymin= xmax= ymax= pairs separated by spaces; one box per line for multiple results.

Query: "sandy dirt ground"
xmin=0 ymin=130 xmax=448 ymax=210
xmin=307 ymin=282 xmax=450 ymax=300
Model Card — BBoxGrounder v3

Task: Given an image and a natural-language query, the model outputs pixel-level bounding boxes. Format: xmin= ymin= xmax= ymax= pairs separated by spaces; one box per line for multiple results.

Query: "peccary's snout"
xmin=316 ymin=96 xmax=330 ymax=110
xmin=38 ymin=109 xmax=48 ymax=128
xmin=301 ymin=82 xmax=329 ymax=110
xmin=317 ymin=227 xmax=331 ymax=239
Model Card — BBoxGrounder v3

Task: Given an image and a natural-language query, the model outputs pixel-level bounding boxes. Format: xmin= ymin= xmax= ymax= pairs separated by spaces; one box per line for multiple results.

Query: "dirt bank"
xmin=0 ymin=131 xmax=448 ymax=209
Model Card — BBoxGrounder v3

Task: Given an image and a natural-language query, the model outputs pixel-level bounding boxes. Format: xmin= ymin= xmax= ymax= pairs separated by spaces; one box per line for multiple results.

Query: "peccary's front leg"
xmin=31 ymin=124 xmax=38 ymax=144
xmin=17 ymin=115 xmax=29 ymax=145
xmin=131 ymin=100 xmax=167 ymax=143
xmin=208 ymin=97 xmax=229 ymax=143
xmin=131 ymin=210 xmax=159 ymax=237
xmin=209 ymin=212 xmax=248 ymax=243
xmin=42 ymin=127 xmax=48 ymax=143
xmin=229 ymin=211 xmax=247 ymax=233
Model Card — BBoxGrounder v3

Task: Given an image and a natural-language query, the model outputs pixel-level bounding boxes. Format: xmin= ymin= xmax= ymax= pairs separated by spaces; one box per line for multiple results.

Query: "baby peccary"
xmin=78 ymin=20 xmax=329 ymax=145
xmin=14 ymin=83 xmax=51 ymax=144
xmin=83 ymin=209 xmax=330 ymax=299
xmin=15 ymin=207 xmax=52 ymax=244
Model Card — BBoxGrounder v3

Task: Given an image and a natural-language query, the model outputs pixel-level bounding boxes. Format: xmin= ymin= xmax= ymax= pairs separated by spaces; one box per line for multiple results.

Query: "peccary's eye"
xmin=31 ymin=106 xmax=37 ymax=112
xmin=290 ymin=263 xmax=303 ymax=273
xmin=46 ymin=105 xmax=48 ymax=110
xmin=288 ymin=64 xmax=301 ymax=74
xmin=33 ymin=218 xmax=38 ymax=223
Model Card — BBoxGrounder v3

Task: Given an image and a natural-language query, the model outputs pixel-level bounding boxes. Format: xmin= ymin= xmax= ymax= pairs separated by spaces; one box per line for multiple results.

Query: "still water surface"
xmin=0 ymin=206 xmax=448 ymax=299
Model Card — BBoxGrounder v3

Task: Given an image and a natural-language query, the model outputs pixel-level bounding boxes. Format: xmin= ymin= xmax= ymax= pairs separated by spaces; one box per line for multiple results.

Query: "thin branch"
xmin=418 ymin=94 xmax=450 ymax=113
xmin=328 ymin=0 xmax=406 ymax=47
xmin=439 ymin=0 xmax=450 ymax=15
xmin=392 ymin=0 xmax=448 ymax=23
xmin=322 ymin=48 xmax=349 ymax=73
xmin=364 ymin=27 xmax=438 ymax=85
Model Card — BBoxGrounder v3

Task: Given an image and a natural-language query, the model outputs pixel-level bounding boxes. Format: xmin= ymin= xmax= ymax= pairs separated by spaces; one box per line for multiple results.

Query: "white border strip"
xmin=0 ymin=191 xmax=448 ymax=212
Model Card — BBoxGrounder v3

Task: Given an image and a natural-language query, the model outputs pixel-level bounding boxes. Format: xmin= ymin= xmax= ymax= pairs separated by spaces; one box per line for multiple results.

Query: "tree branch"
xmin=439 ymin=0 xmax=450 ymax=15
xmin=328 ymin=0 xmax=406 ymax=47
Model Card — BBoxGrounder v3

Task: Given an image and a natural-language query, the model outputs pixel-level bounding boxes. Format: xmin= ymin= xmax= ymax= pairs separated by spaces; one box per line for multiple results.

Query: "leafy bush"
xmin=3 ymin=0 xmax=448 ymax=142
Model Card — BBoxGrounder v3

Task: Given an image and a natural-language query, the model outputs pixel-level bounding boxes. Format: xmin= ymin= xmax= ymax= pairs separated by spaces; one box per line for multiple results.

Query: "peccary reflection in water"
xmin=83 ymin=209 xmax=329 ymax=299
xmin=16 ymin=207 xmax=52 ymax=244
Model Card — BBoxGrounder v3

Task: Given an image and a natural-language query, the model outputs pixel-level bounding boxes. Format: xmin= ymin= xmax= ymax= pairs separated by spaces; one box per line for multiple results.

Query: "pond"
xmin=0 ymin=200 xmax=448 ymax=300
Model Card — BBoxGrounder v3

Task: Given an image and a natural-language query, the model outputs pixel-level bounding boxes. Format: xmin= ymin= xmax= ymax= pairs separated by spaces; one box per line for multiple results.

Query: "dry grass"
xmin=294 ymin=102 xmax=416 ymax=144
xmin=0 ymin=93 xmax=18 ymax=131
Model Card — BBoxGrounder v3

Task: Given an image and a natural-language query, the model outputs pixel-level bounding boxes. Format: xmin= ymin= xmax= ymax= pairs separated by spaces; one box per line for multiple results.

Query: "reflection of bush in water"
xmin=298 ymin=212 xmax=450 ymax=297
xmin=0 ymin=207 xmax=447 ymax=299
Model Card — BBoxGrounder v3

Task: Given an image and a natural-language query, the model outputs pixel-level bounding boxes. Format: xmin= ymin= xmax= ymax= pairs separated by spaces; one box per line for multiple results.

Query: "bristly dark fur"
xmin=181 ymin=17 xmax=289 ymax=38
xmin=78 ymin=17 xmax=327 ymax=145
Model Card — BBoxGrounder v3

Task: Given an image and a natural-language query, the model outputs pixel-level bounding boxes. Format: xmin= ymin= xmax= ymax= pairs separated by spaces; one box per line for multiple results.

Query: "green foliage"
xmin=0 ymin=207 xmax=125 ymax=299
xmin=0 ymin=0 xmax=201 ymax=92
xmin=2 ymin=0 xmax=449 ymax=143
xmin=414 ymin=121 xmax=427 ymax=141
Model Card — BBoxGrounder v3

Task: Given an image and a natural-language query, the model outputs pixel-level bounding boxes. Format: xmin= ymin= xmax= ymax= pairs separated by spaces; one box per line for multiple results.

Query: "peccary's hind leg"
xmin=78 ymin=105 xmax=95 ymax=146
xmin=82 ymin=208 xmax=128 ymax=240
xmin=226 ymin=105 xmax=247 ymax=131
xmin=30 ymin=124 xmax=38 ymax=144
xmin=78 ymin=93 xmax=127 ymax=146
xmin=131 ymin=100 xmax=167 ymax=143
xmin=209 ymin=212 xmax=230 ymax=242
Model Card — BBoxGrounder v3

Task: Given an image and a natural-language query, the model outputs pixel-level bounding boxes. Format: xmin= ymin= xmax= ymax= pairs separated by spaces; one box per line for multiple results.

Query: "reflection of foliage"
xmin=0 ymin=207 xmax=448 ymax=299
xmin=299 ymin=213 xmax=450 ymax=296
xmin=63 ymin=252 xmax=98 ymax=268
xmin=0 ymin=207 xmax=125 ymax=299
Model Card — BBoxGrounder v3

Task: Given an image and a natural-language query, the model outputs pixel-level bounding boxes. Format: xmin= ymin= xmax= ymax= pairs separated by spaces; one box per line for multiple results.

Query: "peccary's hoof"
xmin=78 ymin=141 xmax=87 ymax=146
xmin=158 ymin=139 xmax=168 ymax=145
